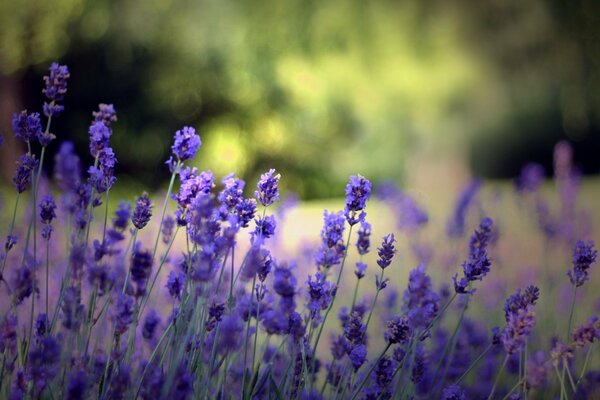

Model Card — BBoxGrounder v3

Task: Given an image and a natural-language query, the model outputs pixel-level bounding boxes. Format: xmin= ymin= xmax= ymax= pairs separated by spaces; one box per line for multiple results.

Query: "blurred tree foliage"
xmin=1 ymin=0 xmax=599 ymax=197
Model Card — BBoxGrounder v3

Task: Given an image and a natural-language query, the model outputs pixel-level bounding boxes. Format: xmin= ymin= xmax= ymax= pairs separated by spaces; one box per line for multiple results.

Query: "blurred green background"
xmin=1 ymin=0 xmax=600 ymax=198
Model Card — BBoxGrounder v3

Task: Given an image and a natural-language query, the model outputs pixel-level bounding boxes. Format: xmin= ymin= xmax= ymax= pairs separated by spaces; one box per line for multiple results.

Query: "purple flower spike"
xmin=377 ymin=234 xmax=396 ymax=269
xmin=568 ymin=240 xmax=597 ymax=287
xmin=12 ymin=111 xmax=42 ymax=143
xmin=132 ymin=192 xmax=153 ymax=230
xmin=255 ymin=168 xmax=281 ymax=207
xmin=39 ymin=194 xmax=57 ymax=224
xmin=344 ymin=174 xmax=371 ymax=225
xmin=43 ymin=62 xmax=70 ymax=117
xmin=171 ymin=126 xmax=201 ymax=163
xmin=13 ymin=154 xmax=39 ymax=193
xmin=92 ymin=103 xmax=117 ymax=126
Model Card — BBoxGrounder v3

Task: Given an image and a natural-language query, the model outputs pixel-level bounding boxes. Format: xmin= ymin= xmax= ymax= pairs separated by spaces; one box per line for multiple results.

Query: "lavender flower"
xmin=88 ymin=147 xmax=117 ymax=193
xmin=61 ymin=286 xmax=85 ymax=331
xmin=166 ymin=271 xmax=185 ymax=300
xmin=66 ymin=369 xmax=88 ymax=400
xmin=385 ymin=316 xmax=411 ymax=344
xmin=500 ymin=287 xmax=539 ymax=354
xmin=112 ymin=293 xmax=134 ymax=336
xmin=349 ymin=344 xmax=367 ymax=371
xmin=131 ymin=242 xmax=153 ymax=297
xmin=344 ymin=174 xmax=371 ymax=225
xmin=255 ymin=168 xmax=281 ymax=207
xmin=11 ymin=262 xmax=36 ymax=305
xmin=442 ymin=384 xmax=467 ymax=400
xmin=88 ymin=121 xmax=112 ymax=158
xmin=92 ymin=103 xmax=117 ymax=126
xmin=251 ymin=214 xmax=277 ymax=244
xmin=234 ymin=198 xmax=257 ymax=228
xmin=515 ymin=163 xmax=544 ymax=193
xmin=402 ymin=264 xmax=440 ymax=330
xmin=132 ymin=192 xmax=153 ymax=230
xmin=162 ymin=214 xmax=175 ymax=244
xmin=218 ymin=173 xmax=245 ymax=215
xmin=171 ymin=126 xmax=201 ymax=162
xmin=355 ymin=262 xmax=367 ymax=279
xmin=27 ymin=335 xmax=61 ymax=391
xmin=315 ymin=210 xmax=346 ymax=269
xmin=377 ymin=234 xmax=396 ymax=269
xmin=453 ymin=217 xmax=494 ymax=294
xmin=12 ymin=111 xmax=42 ymax=143
xmin=446 ymin=179 xmax=481 ymax=237
xmin=306 ymin=272 xmax=335 ymax=322
xmin=567 ymin=240 xmax=598 ymax=287
xmin=571 ymin=317 xmax=600 ymax=348
xmin=142 ymin=310 xmax=161 ymax=340
xmin=13 ymin=154 xmax=39 ymax=193
xmin=39 ymin=194 xmax=57 ymax=224
xmin=356 ymin=219 xmax=371 ymax=255
xmin=42 ymin=62 xmax=70 ymax=117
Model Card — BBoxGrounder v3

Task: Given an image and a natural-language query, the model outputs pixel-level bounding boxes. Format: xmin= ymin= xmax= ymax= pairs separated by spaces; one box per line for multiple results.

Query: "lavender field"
xmin=1 ymin=63 xmax=600 ymax=400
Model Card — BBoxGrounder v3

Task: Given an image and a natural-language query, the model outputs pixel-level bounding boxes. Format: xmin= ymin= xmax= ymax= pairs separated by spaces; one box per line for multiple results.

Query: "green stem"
xmin=487 ymin=354 xmax=509 ymax=400
xmin=364 ymin=268 xmax=384 ymax=329
xmin=455 ymin=343 xmax=493 ymax=385
xmin=567 ymin=286 xmax=577 ymax=341
xmin=576 ymin=343 xmax=593 ymax=389
xmin=350 ymin=343 xmax=391 ymax=400
xmin=1 ymin=193 xmax=21 ymax=277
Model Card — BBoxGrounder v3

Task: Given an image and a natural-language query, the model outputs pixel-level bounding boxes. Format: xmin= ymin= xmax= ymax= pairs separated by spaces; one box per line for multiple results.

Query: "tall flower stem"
xmin=350 ymin=343 xmax=391 ymax=400
xmin=151 ymin=162 xmax=180 ymax=260
xmin=488 ymin=354 xmax=509 ymax=400
xmin=364 ymin=268 xmax=385 ymax=329
xmin=311 ymin=226 xmax=354 ymax=364
xmin=1 ymin=193 xmax=21 ymax=277
xmin=567 ymin=286 xmax=577 ymax=341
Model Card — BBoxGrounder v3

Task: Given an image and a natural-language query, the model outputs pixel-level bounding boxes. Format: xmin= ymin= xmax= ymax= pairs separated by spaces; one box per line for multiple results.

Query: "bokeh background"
xmin=1 ymin=0 xmax=600 ymax=198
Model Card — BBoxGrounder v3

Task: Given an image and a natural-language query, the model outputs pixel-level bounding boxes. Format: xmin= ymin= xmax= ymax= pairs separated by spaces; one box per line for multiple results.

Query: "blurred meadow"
xmin=2 ymin=0 xmax=600 ymax=399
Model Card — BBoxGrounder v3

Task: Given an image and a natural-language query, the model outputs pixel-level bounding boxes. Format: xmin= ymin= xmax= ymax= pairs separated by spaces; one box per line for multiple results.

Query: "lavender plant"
xmin=0 ymin=62 xmax=599 ymax=400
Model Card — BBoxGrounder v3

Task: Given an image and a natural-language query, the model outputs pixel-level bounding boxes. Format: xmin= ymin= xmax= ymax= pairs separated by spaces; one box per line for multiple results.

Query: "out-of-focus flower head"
xmin=568 ymin=240 xmax=597 ymax=287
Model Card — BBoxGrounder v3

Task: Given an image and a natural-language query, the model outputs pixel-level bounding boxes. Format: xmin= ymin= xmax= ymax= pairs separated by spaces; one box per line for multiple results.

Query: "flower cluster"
xmin=1 ymin=61 xmax=599 ymax=400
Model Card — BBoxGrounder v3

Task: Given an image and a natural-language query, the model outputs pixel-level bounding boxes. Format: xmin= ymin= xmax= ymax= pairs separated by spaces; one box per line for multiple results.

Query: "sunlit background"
xmin=1 ymin=0 xmax=600 ymax=197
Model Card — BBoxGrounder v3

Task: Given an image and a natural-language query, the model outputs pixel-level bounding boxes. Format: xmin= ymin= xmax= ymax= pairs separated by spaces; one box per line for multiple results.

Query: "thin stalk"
xmin=134 ymin=321 xmax=173 ymax=399
xmin=151 ymin=161 xmax=180 ymax=260
xmin=350 ymin=343 xmax=391 ymax=400
xmin=575 ymin=343 xmax=593 ymax=389
xmin=567 ymin=286 xmax=577 ymax=341
xmin=487 ymin=354 xmax=509 ymax=400
xmin=364 ymin=268 xmax=385 ymax=329
xmin=241 ymin=274 xmax=258 ymax=398
xmin=45 ymin=238 xmax=50 ymax=323
xmin=1 ymin=193 xmax=21 ymax=277
xmin=139 ymin=225 xmax=180 ymax=316
xmin=311 ymin=226 xmax=354 ymax=369
xmin=455 ymin=343 xmax=493 ymax=385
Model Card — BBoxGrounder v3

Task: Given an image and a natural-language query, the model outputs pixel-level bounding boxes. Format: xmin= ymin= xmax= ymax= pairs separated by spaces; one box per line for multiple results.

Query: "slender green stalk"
xmin=1 ymin=193 xmax=21 ymax=277
xmin=350 ymin=343 xmax=391 ymax=400
xmin=567 ymin=286 xmax=577 ymax=341
xmin=151 ymin=161 xmax=180 ymax=260
xmin=45 ymin=238 xmax=50 ymax=322
xmin=488 ymin=354 xmax=509 ymax=400
xmin=576 ymin=343 xmax=593 ymax=389
xmin=455 ymin=343 xmax=493 ymax=385
xmin=364 ymin=268 xmax=384 ymax=329
xmin=241 ymin=274 xmax=258 ymax=398
xmin=310 ymin=226 xmax=354 ymax=369
xmin=133 ymin=321 xmax=173 ymax=399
